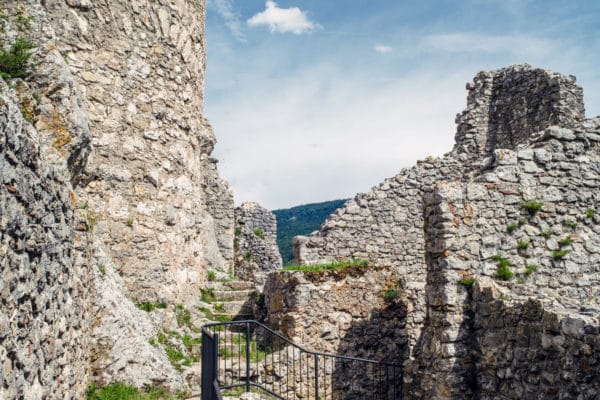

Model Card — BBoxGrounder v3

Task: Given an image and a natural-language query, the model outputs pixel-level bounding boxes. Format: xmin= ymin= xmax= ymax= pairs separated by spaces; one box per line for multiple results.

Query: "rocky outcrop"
xmin=234 ymin=202 xmax=282 ymax=285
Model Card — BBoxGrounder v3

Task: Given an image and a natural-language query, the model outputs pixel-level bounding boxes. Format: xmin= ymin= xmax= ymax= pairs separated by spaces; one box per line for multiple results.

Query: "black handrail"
xmin=201 ymin=320 xmax=403 ymax=400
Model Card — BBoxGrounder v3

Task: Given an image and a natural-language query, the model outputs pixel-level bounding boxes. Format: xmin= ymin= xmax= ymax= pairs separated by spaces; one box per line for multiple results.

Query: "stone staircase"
xmin=200 ymin=280 xmax=256 ymax=322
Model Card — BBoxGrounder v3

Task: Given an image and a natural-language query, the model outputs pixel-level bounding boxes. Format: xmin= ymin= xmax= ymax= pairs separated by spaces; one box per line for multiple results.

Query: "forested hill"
xmin=273 ymin=199 xmax=347 ymax=264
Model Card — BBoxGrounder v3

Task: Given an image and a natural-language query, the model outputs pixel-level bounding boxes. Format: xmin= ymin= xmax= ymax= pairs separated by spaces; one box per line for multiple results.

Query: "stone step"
xmin=212 ymin=312 xmax=254 ymax=321
xmin=218 ymin=301 xmax=253 ymax=315
xmin=223 ymin=281 xmax=255 ymax=291
xmin=213 ymin=289 xmax=255 ymax=301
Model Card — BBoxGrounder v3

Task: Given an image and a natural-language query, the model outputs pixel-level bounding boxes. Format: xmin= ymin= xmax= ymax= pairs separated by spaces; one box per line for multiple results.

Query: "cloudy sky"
xmin=205 ymin=0 xmax=600 ymax=210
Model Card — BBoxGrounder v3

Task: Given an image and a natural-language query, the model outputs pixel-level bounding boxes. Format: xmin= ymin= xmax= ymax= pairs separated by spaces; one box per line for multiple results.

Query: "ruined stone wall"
xmin=38 ymin=0 xmax=234 ymax=304
xmin=473 ymin=280 xmax=599 ymax=400
xmin=265 ymin=267 xmax=406 ymax=361
xmin=410 ymin=121 xmax=600 ymax=398
xmin=292 ymin=65 xmax=588 ymax=365
xmin=234 ymin=202 xmax=282 ymax=284
xmin=0 ymin=79 xmax=89 ymax=399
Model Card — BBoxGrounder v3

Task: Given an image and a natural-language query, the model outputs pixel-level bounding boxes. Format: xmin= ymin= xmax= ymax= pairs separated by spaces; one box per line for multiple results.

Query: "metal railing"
xmin=201 ymin=320 xmax=403 ymax=400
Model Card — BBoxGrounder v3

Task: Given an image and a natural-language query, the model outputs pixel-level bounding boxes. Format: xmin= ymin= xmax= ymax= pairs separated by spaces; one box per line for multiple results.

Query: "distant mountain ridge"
xmin=273 ymin=199 xmax=347 ymax=264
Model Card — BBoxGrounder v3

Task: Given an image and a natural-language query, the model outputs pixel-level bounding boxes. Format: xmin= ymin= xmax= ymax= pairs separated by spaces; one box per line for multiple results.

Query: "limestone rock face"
xmin=39 ymin=0 xmax=234 ymax=304
xmin=234 ymin=202 xmax=282 ymax=286
xmin=1 ymin=0 xmax=233 ymax=396
xmin=0 ymin=79 xmax=89 ymax=399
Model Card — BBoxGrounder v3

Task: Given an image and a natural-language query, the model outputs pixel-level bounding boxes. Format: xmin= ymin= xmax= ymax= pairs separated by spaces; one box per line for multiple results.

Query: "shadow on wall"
xmin=331 ymin=300 xmax=409 ymax=399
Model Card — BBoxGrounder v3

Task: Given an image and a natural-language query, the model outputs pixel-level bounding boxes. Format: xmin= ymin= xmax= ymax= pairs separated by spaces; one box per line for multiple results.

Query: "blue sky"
xmin=205 ymin=0 xmax=600 ymax=209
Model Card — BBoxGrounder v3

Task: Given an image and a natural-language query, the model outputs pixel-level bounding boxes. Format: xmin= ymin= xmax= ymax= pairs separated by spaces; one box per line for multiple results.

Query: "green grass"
xmin=521 ymin=200 xmax=543 ymax=214
xmin=207 ymin=270 xmax=217 ymax=281
xmin=86 ymin=382 xmax=187 ymax=400
xmin=517 ymin=240 xmax=530 ymax=249
xmin=154 ymin=330 xmax=199 ymax=371
xmin=199 ymin=306 xmax=232 ymax=322
xmin=175 ymin=305 xmax=191 ymax=327
xmin=506 ymin=223 xmax=518 ymax=233
xmin=492 ymin=255 xmax=513 ymax=281
xmin=458 ymin=277 xmax=476 ymax=287
xmin=219 ymin=334 xmax=269 ymax=362
xmin=383 ymin=287 xmax=400 ymax=302
xmin=524 ymin=264 xmax=538 ymax=276
xmin=558 ymin=237 xmax=573 ymax=247
xmin=586 ymin=209 xmax=595 ymax=219
xmin=0 ymin=37 xmax=35 ymax=81
xmin=282 ymin=259 xmax=368 ymax=273
xmin=137 ymin=302 xmax=167 ymax=312
xmin=253 ymin=227 xmax=265 ymax=239
xmin=200 ymin=288 xmax=216 ymax=303
xmin=553 ymin=249 xmax=569 ymax=260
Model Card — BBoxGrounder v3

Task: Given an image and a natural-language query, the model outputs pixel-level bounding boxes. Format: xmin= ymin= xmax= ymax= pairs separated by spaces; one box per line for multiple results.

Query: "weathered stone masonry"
xmin=234 ymin=202 xmax=282 ymax=285
xmin=291 ymin=65 xmax=598 ymax=399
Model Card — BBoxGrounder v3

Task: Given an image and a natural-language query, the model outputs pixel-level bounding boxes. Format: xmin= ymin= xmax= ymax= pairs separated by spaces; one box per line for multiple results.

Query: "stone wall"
xmin=234 ymin=202 xmax=282 ymax=284
xmin=287 ymin=65 xmax=598 ymax=399
xmin=265 ymin=266 xmax=406 ymax=361
xmin=473 ymin=279 xmax=599 ymax=399
xmin=410 ymin=122 xmax=600 ymax=397
xmin=0 ymin=79 xmax=89 ymax=399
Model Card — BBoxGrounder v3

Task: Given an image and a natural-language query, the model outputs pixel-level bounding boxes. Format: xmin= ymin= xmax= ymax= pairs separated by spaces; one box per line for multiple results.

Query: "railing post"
xmin=314 ymin=354 xmax=319 ymax=400
xmin=245 ymin=321 xmax=251 ymax=393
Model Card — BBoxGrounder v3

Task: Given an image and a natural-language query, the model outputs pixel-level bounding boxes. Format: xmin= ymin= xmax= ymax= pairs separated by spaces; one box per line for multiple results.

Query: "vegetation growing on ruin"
xmin=283 ymin=259 xmax=368 ymax=273
xmin=521 ymin=200 xmax=543 ymax=214
xmin=86 ymin=382 xmax=188 ymax=400
xmin=0 ymin=38 xmax=35 ymax=81
xmin=493 ymin=255 xmax=513 ymax=281
xmin=253 ymin=227 xmax=265 ymax=238
xmin=137 ymin=301 xmax=167 ymax=312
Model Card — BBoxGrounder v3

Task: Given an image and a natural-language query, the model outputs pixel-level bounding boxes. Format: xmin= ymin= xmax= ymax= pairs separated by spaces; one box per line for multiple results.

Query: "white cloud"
xmin=210 ymin=64 xmax=466 ymax=209
xmin=247 ymin=1 xmax=319 ymax=34
xmin=211 ymin=0 xmax=245 ymax=40
xmin=374 ymin=44 xmax=393 ymax=54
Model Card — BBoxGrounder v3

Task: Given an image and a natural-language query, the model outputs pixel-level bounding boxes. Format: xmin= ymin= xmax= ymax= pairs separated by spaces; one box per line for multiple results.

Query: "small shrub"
xmin=553 ymin=249 xmax=569 ymax=260
xmin=126 ymin=216 xmax=134 ymax=227
xmin=253 ymin=227 xmax=265 ymax=239
xmin=383 ymin=287 xmax=400 ymax=302
xmin=524 ymin=264 xmax=538 ymax=276
xmin=492 ymin=254 xmax=511 ymax=268
xmin=0 ymin=38 xmax=35 ymax=81
xmin=492 ymin=255 xmax=513 ymax=281
xmin=207 ymin=270 xmax=216 ymax=281
xmin=506 ymin=223 xmax=518 ymax=233
xmin=517 ymin=240 xmax=530 ymax=249
xmin=234 ymin=227 xmax=242 ymax=236
xmin=558 ymin=237 xmax=573 ymax=247
xmin=540 ymin=229 xmax=553 ymax=238
xmin=233 ymin=238 xmax=239 ymax=250
xmin=458 ymin=277 xmax=475 ymax=287
xmin=586 ymin=209 xmax=595 ymax=219
xmin=521 ymin=200 xmax=543 ymax=214
xmin=496 ymin=265 xmax=514 ymax=281
xmin=97 ymin=264 xmax=106 ymax=276
xmin=255 ymin=293 xmax=265 ymax=306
